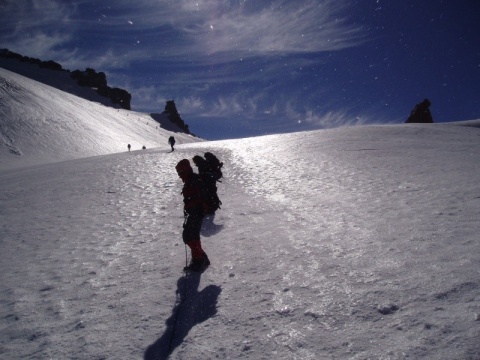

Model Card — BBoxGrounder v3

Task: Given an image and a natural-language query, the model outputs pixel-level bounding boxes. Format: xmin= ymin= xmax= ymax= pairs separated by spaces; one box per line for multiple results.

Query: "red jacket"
xmin=181 ymin=173 xmax=206 ymax=214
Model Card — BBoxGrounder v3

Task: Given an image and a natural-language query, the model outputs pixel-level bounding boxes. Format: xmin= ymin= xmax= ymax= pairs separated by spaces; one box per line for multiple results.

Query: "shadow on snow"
xmin=201 ymin=214 xmax=224 ymax=237
xmin=144 ymin=272 xmax=221 ymax=359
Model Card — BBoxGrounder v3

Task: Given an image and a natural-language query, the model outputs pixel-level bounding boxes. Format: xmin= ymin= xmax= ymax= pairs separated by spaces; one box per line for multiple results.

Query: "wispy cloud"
xmin=128 ymin=77 xmax=376 ymax=132
xmin=6 ymin=32 xmax=73 ymax=60
xmin=176 ymin=0 xmax=363 ymax=58
xmin=116 ymin=0 xmax=365 ymax=61
xmin=1 ymin=0 xmax=74 ymax=33
xmin=1 ymin=0 xmax=364 ymax=65
xmin=179 ymin=92 xmax=264 ymax=119
xmin=1 ymin=0 xmax=73 ymax=49
xmin=175 ymin=91 xmax=372 ymax=130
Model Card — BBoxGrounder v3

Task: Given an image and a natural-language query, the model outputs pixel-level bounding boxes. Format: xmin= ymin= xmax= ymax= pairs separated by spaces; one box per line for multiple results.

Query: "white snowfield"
xmin=1 ymin=66 xmax=480 ymax=359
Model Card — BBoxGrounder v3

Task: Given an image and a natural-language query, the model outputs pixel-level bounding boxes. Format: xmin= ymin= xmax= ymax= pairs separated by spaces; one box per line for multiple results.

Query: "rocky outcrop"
xmin=71 ymin=68 xmax=131 ymax=110
xmin=0 ymin=49 xmax=63 ymax=70
xmin=160 ymin=100 xmax=191 ymax=134
xmin=0 ymin=49 xmax=131 ymax=110
xmin=70 ymin=68 xmax=107 ymax=88
xmin=406 ymin=99 xmax=434 ymax=123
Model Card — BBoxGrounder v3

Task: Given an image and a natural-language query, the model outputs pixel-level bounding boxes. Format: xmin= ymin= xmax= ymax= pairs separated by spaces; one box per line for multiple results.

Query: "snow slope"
xmin=0 ymin=67 xmax=201 ymax=170
xmin=1 ymin=120 xmax=479 ymax=359
xmin=0 ymin=56 xmax=123 ymax=109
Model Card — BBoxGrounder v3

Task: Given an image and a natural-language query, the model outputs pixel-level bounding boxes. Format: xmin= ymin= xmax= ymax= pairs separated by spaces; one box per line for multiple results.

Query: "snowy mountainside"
xmin=0 ymin=67 xmax=201 ymax=170
xmin=1 ymin=122 xmax=479 ymax=359
xmin=0 ymin=55 xmax=126 ymax=109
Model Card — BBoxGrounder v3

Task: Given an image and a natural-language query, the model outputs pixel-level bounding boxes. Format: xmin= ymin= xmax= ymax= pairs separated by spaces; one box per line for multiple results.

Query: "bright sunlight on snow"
xmin=1 ymin=62 xmax=480 ymax=359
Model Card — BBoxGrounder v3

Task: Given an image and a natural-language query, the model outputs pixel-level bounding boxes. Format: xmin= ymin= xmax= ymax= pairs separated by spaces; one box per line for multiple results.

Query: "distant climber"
xmin=168 ymin=136 xmax=176 ymax=152
xmin=406 ymin=99 xmax=434 ymax=123
xmin=127 ymin=144 xmax=131 ymax=152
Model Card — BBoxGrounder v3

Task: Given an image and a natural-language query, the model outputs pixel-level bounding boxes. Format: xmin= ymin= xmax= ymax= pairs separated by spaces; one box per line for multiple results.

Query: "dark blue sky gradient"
xmin=1 ymin=0 xmax=479 ymax=139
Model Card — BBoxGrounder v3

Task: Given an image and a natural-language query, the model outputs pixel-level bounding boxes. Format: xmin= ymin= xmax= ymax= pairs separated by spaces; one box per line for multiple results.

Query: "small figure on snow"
xmin=176 ymin=159 xmax=210 ymax=272
xmin=127 ymin=144 xmax=131 ymax=152
xmin=168 ymin=136 xmax=176 ymax=152
xmin=406 ymin=99 xmax=434 ymax=123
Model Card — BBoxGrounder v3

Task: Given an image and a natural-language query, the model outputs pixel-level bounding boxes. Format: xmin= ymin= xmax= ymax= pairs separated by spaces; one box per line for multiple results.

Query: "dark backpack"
xmin=204 ymin=152 xmax=223 ymax=181
xmin=195 ymin=172 xmax=221 ymax=214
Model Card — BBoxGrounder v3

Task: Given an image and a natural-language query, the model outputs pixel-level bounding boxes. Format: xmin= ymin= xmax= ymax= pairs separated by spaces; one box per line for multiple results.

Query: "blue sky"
xmin=1 ymin=0 xmax=479 ymax=140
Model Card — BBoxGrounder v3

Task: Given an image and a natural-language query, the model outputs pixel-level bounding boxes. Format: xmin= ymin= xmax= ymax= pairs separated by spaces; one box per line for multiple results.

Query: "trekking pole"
xmin=184 ymin=244 xmax=188 ymax=268
xmin=183 ymin=212 xmax=189 ymax=269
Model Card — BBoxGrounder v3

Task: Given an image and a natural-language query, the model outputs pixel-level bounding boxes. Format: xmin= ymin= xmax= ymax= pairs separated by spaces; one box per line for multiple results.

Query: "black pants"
xmin=182 ymin=211 xmax=204 ymax=244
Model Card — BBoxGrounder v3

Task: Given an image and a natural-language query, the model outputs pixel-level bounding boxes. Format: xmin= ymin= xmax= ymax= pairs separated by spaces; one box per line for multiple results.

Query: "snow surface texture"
xmin=1 ymin=65 xmax=480 ymax=359
xmin=1 ymin=122 xmax=480 ymax=359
